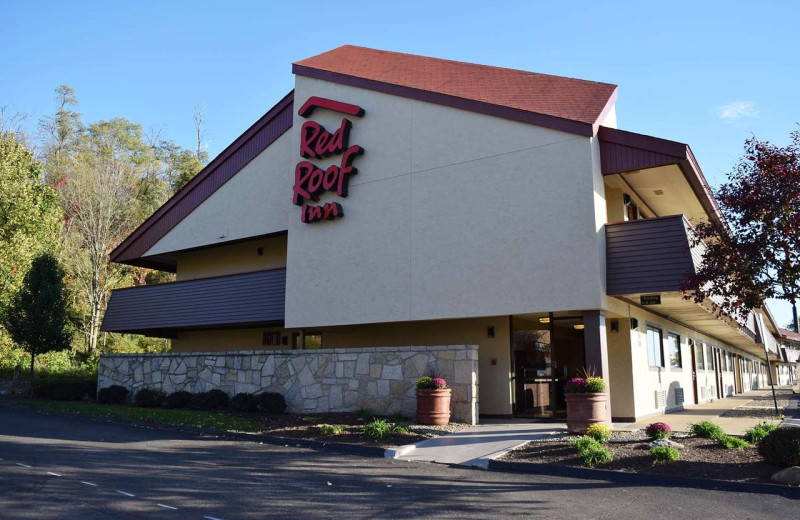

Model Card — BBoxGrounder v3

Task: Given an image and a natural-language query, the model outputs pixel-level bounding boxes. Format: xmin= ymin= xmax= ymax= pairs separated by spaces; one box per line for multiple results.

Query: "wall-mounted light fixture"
xmin=610 ymin=319 xmax=619 ymax=333
xmin=538 ymin=317 xmax=550 ymax=324
xmin=257 ymin=247 xmax=264 ymax=256
xmin=487 ymin=326 xmax=495 ymax=338
xmin=631 ymin=318 xmax=639 ymax=330
xmin=573 ymin=324 xmax=585 ymax=330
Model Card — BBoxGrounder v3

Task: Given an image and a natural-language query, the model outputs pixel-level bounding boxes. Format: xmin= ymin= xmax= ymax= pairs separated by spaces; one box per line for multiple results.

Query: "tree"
xmin=686 ymin=130 xmax=800 ymax=330
xmin=38 ymin=85 xmax=81 ymax=186
xmin=0 ymin=131 xmax=62 ymax=319
xmin=3 ymin=253 xmax=72 ymax=380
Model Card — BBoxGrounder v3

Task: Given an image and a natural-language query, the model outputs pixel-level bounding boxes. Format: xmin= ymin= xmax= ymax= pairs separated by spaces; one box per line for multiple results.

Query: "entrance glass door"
xmin=512 ymin=315 xmax=586 ymax=419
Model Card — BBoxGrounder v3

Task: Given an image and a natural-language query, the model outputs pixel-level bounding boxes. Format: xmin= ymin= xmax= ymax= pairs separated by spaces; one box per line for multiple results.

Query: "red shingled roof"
xmin=293 ymin=45 xmax=618 ymax=136
xmin=779 ymin=327 xmax=800 ymax=342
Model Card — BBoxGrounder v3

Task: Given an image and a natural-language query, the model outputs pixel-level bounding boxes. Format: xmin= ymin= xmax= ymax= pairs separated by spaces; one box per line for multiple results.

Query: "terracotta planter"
xmin=416 ymin=388 xmax=451 ymax=425
xmin=565 ymin=392 xmax=611 ymax=434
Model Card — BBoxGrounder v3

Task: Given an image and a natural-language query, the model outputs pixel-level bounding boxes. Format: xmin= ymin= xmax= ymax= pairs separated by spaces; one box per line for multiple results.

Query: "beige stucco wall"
xmin=172 ymin=328 xmax=286 ymax=352
xmin=286 ymin=76 xmax=606 ymax=329
xmin=175 ymin=235 xmax=287 ymax=281
xmin=607 ymin=317 xmax=635 ymax=419
xmin=144 ymin=131 xmax=293 ymax=256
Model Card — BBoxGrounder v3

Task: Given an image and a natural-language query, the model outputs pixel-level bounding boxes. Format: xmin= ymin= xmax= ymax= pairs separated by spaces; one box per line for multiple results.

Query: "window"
xmin=262 ymin=331 xmax=281 ymax=346
xmin=668 ymin=333 xmax=681 ymax=368
xmin=623 ymin=193 xmax=645 ymax=221
xmin=704 ymin=343 xmax=713 ymax=370
xmin=292 ymin=332 xmax=322 ymax=349
xmin=693 ymin=340 xmax=704 ymax=371
xmin=647 ymin=326 xmax=664 ymax=367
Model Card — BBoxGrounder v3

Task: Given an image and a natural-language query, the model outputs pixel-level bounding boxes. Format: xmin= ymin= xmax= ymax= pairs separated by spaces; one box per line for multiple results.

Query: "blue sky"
xmin=2 ymin=0 xmax=798 ymax=326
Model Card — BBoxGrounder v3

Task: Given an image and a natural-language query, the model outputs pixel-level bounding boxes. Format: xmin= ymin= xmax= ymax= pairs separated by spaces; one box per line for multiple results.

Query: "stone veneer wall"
xmin=98 ymin=345 xmax=479 ymax=424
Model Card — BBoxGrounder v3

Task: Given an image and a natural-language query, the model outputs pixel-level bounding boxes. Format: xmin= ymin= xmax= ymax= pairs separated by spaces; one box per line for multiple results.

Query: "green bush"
xmin=134 ymin=388 xmax=166 ymax=408
xmin=744 ymin=421 xmax=778 ymax=443
xmin=758 ymin=428 xmax=800 ymax=467
xmin=586 ymin=424 xmax=611 ymax=443
xmin=715 ymin=434 xmax=750 ymax=450
xmin=650 ymin=446 xmax=681 ymax=464
xmin=189 ymin=390 xmax=230 ymax=410
xmin=393 ymin=421 xmax=409 ymax=433
xmin=318 ymin=424 xmax=344 ymax=435
xmin=579 ymin=445 xmax=613 ymax=467
xmin=163 ymin=391 xmax=192 ymax=409
xmin=231 ymin=393 xmax=260 ymax=412
xmin=34 ymin=376 xmax=96 ymax=401
xmin=364 ymin=419 xmax=393 ymax=439
xmin=690 ymin=421 xmax=724 ymax=439
xmin=571 ymin=436 xmax=603 ymax=452
xmin=416 ymin=376 xmax=432 ymax=390
xmin=256 ymin=392 xmax=286 ymax=413
xmin=97 ymin=385 xmax=129 ymax=405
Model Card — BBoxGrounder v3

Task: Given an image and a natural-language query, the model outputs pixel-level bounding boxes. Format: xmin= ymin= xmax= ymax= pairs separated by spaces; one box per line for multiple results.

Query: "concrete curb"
xmin=384 ymin=443 xmax=417 ymax=459
xmin=487 ymin=460 xmax=800 ymax=498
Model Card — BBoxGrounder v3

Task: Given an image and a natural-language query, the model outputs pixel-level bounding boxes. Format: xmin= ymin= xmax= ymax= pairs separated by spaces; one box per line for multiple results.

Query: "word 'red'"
xmin=293 ymin=97 xmax=364 ymax=224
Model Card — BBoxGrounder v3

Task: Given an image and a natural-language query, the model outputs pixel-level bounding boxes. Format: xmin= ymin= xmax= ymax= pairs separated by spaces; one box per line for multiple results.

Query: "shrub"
xmin=416 ymin=376 xmax=432 ymax=390
xmin=231 ymin=393 xmax=259 ymax=412
xmin=318 ymin=424 xmax=344 ymax=435
xmin=97 ymin=385 xmax=129 ymax=405
xmin=134 ymin=388 xmax=166 ymax=408
xmin=758 ymin=428 xmax=800 ymax=466
xmin=584 ymin=377 xmax=607 ymax=393
xmin=393 ymin=421 xmax=409 ymax=433
xmin=189 ymin=390 xmax=230 ymax=410
xmin=650 ymin=446 xmax=681 ymax=464
xmin=34 ymin=376 xmax=96 ymax=401
xmin=645 ymin=422 xmax=672 ymax=440
xmin=690 ymin=421 xmax=724 ymax=439
xmin=163 ymin=391 xmax=192 ymax=409
xmin=579 ymin=446 xmax=612 ymax=467
xmin=744 ymin=421 xmax=777 ymax=443
xmin=356 ymin=408 xmax=372 ymax=419
xmin=256 ymin=392 xmax=286 ymax=413
xmin=364 ymin=419 xmax=393 ymax=439
xmin=716 ymin=434 xmax=750 ymax=450
xmin=586 ymin=424 xmax=611 ymax=443
xmin=571 ymin=436 xmax=603 ymax=452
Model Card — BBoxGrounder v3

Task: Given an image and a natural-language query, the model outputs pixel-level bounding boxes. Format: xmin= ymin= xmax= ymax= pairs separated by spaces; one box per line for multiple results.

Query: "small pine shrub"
xmin=97 ymin=385 xmax=129 ymax=405
xmin=744 ymin=421 xmax=777 ymax=443
xmin=650 ymin=446 xmax=681 ymax=464
xmin=231 ymin=393 xmax=259 ymax=412
xmin=163 ymin=391 xmax=192 ymax=409
xmin=134 ymin=388 xmax=166 ymax=408
xmin=318 ymin=424 xmax=344 ymax=435
xmin=364 ymin=419 xmax=393 ymax=439
xmin=645 ymin=422 xmax=672 ymax=440
xmin=586 ymin=424 xmax=611 ymax=444
xmin=356 ymin=408 xmax=372 ymax=419
xmin=690 ymin=421 xmax=724 ymax=439
xmin=256 ymin=392 xmax=286 ymax=413
xmin=758 ymin=428 xmax=800 ymax=466
xmin=715 ymin=434 xmax=750 ymax=450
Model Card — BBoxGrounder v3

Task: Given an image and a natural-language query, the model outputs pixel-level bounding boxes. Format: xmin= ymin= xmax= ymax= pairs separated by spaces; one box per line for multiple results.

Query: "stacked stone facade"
xmin=98 ymin=345 xmax=479 ymax=424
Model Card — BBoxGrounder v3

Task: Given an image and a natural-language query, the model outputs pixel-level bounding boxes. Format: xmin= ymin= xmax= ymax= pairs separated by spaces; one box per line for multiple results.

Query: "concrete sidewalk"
xmin=387 ymin=421 xmax=566 ymax=468
xmin=615 ymin=388 xmax=787 ymax=435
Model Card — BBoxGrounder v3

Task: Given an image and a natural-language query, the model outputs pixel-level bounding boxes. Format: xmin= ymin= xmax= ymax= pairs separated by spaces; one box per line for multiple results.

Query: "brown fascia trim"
xmin=110 ymin=90 xmax=295 ymax=265
xmin=598 ymin=126 xmax=725 ymax=225
xmin=109 ymin=266 xmax=286 ymax=293
xmin=293 ymin=64 xmax=600 ymax=138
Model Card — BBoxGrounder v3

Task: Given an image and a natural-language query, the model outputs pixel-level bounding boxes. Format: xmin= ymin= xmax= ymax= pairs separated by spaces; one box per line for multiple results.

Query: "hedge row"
xmin=97 ymin=385 xmax=286 ymax=413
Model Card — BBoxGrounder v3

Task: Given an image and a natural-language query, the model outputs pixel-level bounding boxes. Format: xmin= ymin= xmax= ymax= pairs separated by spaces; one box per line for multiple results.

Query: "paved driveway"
xmin=0 ymin=406 xmax=796 ymax=519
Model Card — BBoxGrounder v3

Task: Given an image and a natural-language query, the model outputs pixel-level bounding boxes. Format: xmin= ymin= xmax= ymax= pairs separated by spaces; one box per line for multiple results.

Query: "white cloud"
xmin=716 ymin=100 xmax=760 ymax=120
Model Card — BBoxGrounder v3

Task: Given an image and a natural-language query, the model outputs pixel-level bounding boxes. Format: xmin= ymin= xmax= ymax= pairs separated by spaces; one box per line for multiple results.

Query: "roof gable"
xmin=110 ymin=91 xmax=294 ymax=268
xmin=293 ymin=45 xmax=617 ymax=137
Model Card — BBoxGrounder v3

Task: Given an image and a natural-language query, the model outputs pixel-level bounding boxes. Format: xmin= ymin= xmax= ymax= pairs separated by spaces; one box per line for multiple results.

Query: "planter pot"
xmin=416 ymin=388 xmax=451 ymax=425
xmin=565 ymin=392 xmax=611 ymax=434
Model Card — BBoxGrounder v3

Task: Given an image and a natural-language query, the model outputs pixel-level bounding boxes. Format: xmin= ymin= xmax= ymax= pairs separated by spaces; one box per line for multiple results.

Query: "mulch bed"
xmin=232 ymin=411 xmax=469 ymax=448
xmin=502 ymin=434 xmax=782 ymax=483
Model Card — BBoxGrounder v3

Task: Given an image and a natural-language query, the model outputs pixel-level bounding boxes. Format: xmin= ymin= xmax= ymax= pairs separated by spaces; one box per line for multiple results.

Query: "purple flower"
xmin=431 ymin=378 xmax=447 ymax=389
xmin=645 ymin=422 xmax=672 ymax=439
xmin=564 ymin=377 xmax=587 ymax=394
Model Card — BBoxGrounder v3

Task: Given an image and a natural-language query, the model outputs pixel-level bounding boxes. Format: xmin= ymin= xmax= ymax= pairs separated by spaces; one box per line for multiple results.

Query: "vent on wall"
xmin=655 ymin=390 xmax=667 ymax=409
xmin=674 ymin=387 xmax=685 ymax=406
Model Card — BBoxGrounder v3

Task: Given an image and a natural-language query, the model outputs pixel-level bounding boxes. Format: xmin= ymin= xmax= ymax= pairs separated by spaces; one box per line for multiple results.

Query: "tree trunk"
xmin=792 ymin=299 xmax=798 ymax=333
xmin=30 ymin=351 xmax=35 ymax=382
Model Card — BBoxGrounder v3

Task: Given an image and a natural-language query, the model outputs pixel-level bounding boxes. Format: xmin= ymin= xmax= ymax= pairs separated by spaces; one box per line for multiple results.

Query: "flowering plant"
xmin=564 ymin=376 xmax=607 ymax=394
xmin=416 ymin=376 xmax=448 ymax=390
xmin=645 ymin=422 xmax=672 ymax=440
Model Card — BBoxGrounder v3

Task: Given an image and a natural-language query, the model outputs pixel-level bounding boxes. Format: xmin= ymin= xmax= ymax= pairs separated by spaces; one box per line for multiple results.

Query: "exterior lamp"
xmin=538 ymin=317 xmax=550 ymax=323
xmin=573 ymin=324 xmax=585 ymax=330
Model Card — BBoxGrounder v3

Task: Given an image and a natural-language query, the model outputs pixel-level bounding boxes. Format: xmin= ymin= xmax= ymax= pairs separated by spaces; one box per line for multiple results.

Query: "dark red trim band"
xmin=298 ymin=96 xmax=364 ymax=118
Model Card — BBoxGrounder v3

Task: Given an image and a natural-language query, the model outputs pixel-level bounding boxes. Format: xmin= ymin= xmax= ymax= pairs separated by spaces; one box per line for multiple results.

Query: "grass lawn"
xmin=12 ymin=400 xmax=262 ymax=433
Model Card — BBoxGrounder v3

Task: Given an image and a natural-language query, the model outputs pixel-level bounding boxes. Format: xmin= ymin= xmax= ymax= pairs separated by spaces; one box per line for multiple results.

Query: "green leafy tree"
xmin=687 ymin=130 xmax=800 ymax=329
xmin=3 ymin=253 xmax=73 ymax=380
xmin=0 ymin=131 xmax=62 ymax=319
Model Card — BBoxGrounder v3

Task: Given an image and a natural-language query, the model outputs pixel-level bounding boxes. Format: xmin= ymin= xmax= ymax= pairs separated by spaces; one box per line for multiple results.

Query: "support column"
xmin=583 ymin=310 xmax=610 ymax=384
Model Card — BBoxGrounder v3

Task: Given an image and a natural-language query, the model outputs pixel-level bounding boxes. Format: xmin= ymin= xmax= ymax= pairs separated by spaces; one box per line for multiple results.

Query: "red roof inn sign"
xmin=293 ymin=97 xmax=365 ymax=223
